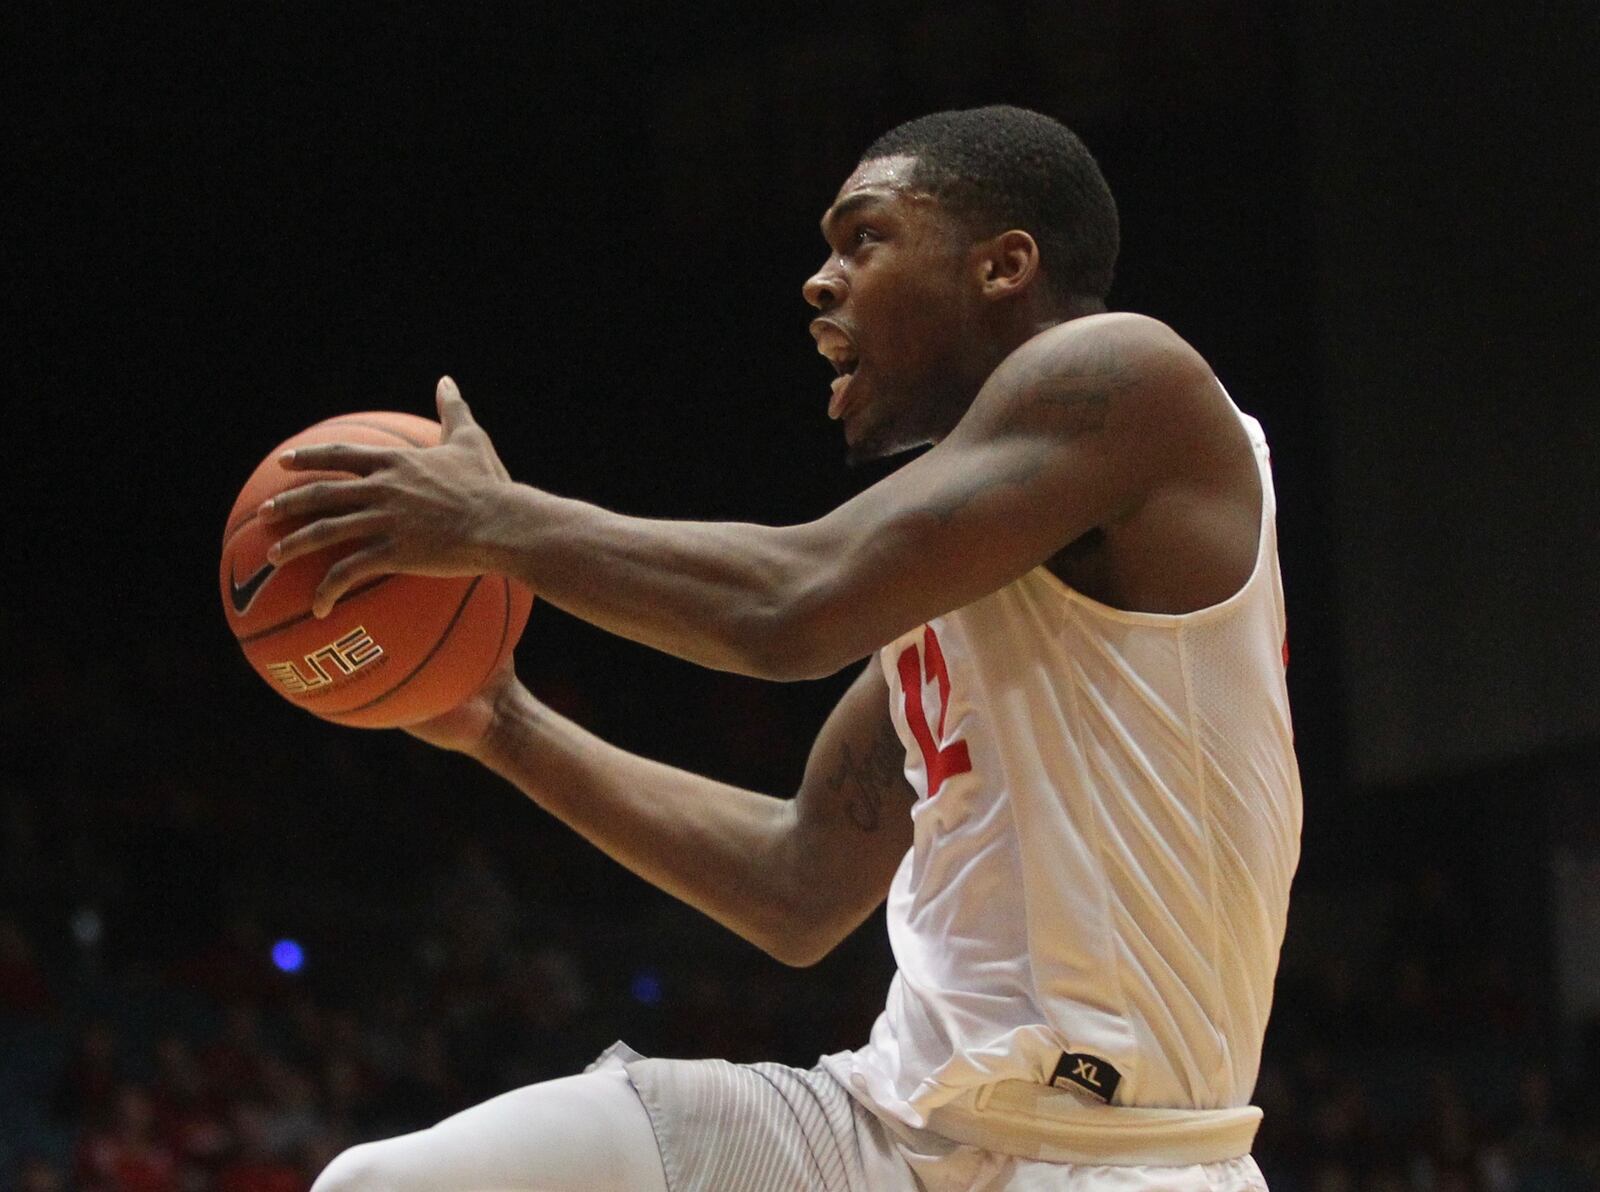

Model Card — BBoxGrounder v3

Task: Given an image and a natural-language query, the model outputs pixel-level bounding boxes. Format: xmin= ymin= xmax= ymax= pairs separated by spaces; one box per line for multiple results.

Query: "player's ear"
xmin=975 ymin=229 xmax=1040 ymax=301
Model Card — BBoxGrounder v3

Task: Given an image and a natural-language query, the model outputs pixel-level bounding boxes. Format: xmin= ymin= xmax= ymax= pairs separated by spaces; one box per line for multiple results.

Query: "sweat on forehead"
xmin=822 ymin=157 xmax=939 ymax=234
xmin=837 ymin=155 xmax=925 ymax=198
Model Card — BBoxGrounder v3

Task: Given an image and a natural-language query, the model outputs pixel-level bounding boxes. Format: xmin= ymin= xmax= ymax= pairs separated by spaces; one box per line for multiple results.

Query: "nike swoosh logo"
xmin=229 ymin=560 xmax=276 ymax=614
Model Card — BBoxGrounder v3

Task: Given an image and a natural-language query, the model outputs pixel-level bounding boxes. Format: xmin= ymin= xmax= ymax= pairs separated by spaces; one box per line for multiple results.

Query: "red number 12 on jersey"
xmin=896 ymin=625 xmax=972 ymax=798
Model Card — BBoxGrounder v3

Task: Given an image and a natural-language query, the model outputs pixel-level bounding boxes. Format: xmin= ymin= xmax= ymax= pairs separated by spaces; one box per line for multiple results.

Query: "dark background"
xmin=3 ymin=3 xmax=1597 ymax=1189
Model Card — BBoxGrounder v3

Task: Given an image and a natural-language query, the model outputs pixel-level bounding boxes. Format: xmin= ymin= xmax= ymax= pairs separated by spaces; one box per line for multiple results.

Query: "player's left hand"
xmin=402 ymin=657 xmax=524 ymax=757
xmin=262 ymin=376 xmax=514 ymax=618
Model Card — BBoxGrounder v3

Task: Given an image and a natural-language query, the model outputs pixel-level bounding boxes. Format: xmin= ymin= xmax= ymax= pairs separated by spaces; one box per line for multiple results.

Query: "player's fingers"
xmin=280 ymin=443 xmax=397 ymax=474
xmin=259 ymin=478 xmax=371 ymax=523
xmin=313 ymin=547 xmax=389 ymax=618
xmin=437 ymin=375 xmax=477 ymax=438
xmin=267 ymin=510 xmax=385 ymax=566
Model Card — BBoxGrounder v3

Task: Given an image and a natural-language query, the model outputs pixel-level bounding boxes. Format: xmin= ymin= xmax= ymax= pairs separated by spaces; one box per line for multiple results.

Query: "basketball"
xmin=220 ymin=411 xmax=534 ymax=728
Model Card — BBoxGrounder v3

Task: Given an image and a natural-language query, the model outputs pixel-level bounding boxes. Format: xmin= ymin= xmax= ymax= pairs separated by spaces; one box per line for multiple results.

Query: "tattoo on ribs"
xmin=824 ymin=715 xmax=908 ymax=833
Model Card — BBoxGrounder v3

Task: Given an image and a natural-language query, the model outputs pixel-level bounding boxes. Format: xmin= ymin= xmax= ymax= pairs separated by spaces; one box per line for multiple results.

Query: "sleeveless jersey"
xmin=825 ymin=407 xmax=1301 ymax=1129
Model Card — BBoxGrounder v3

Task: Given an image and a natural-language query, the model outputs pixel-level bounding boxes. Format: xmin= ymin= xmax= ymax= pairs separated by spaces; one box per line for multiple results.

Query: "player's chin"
xmin=838 ymin=378 xmax=920 ymax=465
xmin=839 ymin=404 xmax=872 ymax=464
xmin=843 ymin=439 xmax=879 ymax=469
xmin=841 ymin=410 xmax=900 ymax=468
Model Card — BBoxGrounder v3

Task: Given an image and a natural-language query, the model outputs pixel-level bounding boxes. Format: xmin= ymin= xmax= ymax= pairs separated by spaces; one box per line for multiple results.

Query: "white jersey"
xmin=826 ymin=407 xmax=1301 ymax=1129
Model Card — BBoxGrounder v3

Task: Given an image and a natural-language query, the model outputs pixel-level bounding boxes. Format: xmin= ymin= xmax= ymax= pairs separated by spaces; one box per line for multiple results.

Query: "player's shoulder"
xmin=1022 ymin=310 xmax=1213 ymax=391
xmin=982 ymin=311 xmax=1222 ymax=443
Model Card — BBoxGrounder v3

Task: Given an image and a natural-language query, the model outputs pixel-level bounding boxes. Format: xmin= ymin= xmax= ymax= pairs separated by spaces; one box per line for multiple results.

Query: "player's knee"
xmin=311 ymin=1139 xmax=408 ymax=1192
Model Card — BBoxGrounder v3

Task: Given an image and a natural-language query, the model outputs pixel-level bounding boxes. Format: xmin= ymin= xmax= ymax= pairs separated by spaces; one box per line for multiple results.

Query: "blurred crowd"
xmin=4 ymin=834 xmax=1596 ymax=1191
xmin=3 ymin=639 xmax=1597 ymax=1190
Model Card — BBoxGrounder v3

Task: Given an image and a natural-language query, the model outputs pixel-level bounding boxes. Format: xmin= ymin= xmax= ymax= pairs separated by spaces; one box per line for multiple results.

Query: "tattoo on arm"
xmin=824 ymin=714 xmax=908 ymax=833
xmin=911 ymin=334 xmax=1136 ymax=526
xmin=1003 ymin=333 xmax=1133 ymax=437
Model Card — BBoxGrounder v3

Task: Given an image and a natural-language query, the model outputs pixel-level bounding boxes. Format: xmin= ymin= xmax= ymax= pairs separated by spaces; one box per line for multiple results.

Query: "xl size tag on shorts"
xmin=1050 ymin=1051 xmax=1122 ymax=1103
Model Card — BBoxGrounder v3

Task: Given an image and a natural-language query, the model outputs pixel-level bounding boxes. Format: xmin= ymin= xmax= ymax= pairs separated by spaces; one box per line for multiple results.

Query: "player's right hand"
xmin=403 ymin=660 xmax=522 ymax=757
xmin=265 ymin=376 xmax=516 ymax=620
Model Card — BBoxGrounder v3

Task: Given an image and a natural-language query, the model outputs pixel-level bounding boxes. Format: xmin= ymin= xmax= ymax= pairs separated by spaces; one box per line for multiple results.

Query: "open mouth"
xmin=812 ymin=323 xmax=861 ymax=420
xmin=827 ymin=354 xmax=861 ymax=420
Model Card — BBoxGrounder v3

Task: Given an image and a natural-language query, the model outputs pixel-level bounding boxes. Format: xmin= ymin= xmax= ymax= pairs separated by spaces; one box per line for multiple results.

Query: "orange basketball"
xmin=220 ymin=412 xmax=533 ymax=728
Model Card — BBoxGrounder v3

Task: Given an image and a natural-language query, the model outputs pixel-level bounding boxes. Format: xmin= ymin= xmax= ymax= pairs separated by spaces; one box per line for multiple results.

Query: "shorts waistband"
xmin=922 ymin=1081 xmax=1261 ymax=1166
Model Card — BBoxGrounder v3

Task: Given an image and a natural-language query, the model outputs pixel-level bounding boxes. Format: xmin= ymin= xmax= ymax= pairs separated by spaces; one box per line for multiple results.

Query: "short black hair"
xmin=861 ymin=105 xmax=1119 ymax=303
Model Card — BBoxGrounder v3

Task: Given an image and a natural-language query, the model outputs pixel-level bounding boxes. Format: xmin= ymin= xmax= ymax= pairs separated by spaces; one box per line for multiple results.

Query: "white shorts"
xmin=600 ymin=1042 xmax=1270 ymax=1192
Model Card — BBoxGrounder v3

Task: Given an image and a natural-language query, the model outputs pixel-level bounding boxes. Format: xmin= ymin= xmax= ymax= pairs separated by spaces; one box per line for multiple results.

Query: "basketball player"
xmin=267 ymin=106 xmax=1301 ymax=1190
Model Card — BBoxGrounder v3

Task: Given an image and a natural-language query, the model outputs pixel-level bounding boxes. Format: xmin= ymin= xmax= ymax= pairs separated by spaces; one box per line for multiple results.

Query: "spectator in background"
xmin=1493 ymin=1065 xmax=1585 ymax=1190
xmin=75 ymin=1084 xmax=177 ymax=1192
xmin=1410 ymin=1076 xmax=1478 ymax=1191
xmin=298 ymin=1133 xmax=349 ymax=1192
xmin=491 ymin=946 xmax=593 ymax=1088
xmin=366 ymin=1026 xmax=460 ymax=1136
xmin=433 ymin=838 xmax=517 ymax=957
xmin=256 ymin=1055 xmax=321 ymax=1164
xmin=214 ymin=1103 xmax=301 ymax=1192
xmin=201 ymin=1004 xmax=268 ymax=1101
xmin=318 ymin=1052 xmax=375 ymax=1142
xmin=52 ymin=1018 xmax=121 ymax=1127
xmin=148 ymin=1034 xmax=232 ymax=1184
xmin=14 ymin=1155 xmax=68 ymax=1192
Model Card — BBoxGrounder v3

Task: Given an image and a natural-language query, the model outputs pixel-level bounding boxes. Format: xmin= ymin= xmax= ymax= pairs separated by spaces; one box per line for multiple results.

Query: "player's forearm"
xmin=476 ymin=484 xmax=831 ymax=679
xmin=471 ymin=683 xmax=810 ymax=961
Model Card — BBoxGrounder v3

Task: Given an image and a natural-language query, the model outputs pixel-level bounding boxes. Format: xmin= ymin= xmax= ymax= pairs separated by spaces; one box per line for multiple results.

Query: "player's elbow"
xmin=759 ymin=922 xmax=841 ymax=968
xmin=734 ymin=581 xmax=860 ymax=682
xmin=770 ymin=944 xmax=831 ymax=969
xmin=711 ymin=532 xmax=861 ymax=681
xmin=728 ymin=895 xmax=833 ymax=967
xmin=738 ymin=625 xmax=846 ymax=683
xmin=747 ymin=838 xmax=848 ymax=966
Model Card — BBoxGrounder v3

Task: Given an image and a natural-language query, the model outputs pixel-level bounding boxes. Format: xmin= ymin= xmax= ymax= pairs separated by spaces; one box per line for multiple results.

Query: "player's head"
xmin=863 ymin=106 xmax=1120 ymax=307
xmin=805 ymin=105 xmax=1119 ymax=464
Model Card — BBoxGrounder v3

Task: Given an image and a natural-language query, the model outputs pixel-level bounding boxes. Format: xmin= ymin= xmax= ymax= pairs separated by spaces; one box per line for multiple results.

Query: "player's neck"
xmin=1047 ymin=294 xmax=1109 ymax=325
xmin=1007 ymin=294 xmax=1106 ymax=351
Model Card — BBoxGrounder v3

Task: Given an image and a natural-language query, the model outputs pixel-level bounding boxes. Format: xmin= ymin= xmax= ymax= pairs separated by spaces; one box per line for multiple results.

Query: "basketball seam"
xmin=235 ymin=575 xmax=395 ymax=644
xmin=222 ymin=509 xmax=262 ymax=549
xmin=337 ymin=576 xmax=484 ymax=717
xmin=476 ymin=576 xmax=513 ymax=694
xmin=220 ymin=421 xmax=430 ymax=545
xmin=320 ymin=419 xmax=430 ymax=448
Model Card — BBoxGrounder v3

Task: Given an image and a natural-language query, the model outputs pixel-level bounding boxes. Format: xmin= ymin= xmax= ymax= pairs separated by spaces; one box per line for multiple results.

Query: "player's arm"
xmin=449 ymin=660 xmax=912 ymax=967
xmin=471 ymin=312 xmax=1207 ymax=677
xmin=265 ymin=313 xmax=1209 ymax=678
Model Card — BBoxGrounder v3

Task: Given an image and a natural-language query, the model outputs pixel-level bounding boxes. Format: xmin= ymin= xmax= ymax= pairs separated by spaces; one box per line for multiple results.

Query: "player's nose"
xmin=802 ymin=263 xmax=847 ymax=311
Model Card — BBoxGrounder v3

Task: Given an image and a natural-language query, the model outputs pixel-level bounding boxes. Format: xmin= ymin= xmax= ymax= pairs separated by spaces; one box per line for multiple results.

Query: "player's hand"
xmin=262 ymin=377 xmax=514 ymax=618
xmin=402 ymin=659 xmax=523 ymax=757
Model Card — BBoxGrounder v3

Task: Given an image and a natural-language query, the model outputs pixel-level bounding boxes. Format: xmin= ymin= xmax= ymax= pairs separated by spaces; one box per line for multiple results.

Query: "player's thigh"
xmin=312 ymin=1067 xmax=667 ymax=1192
